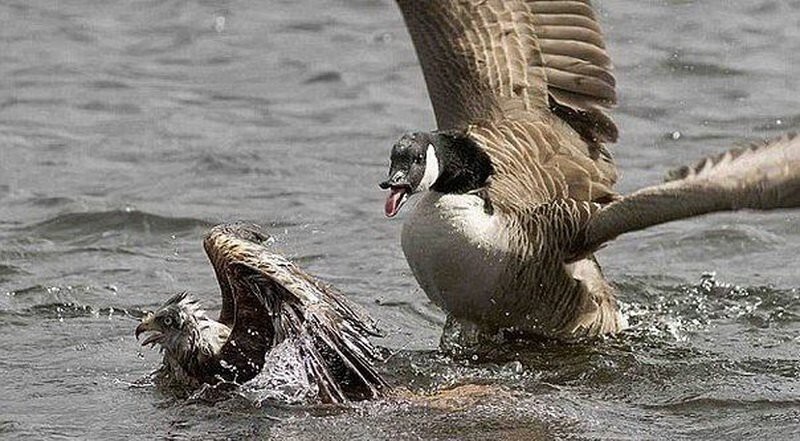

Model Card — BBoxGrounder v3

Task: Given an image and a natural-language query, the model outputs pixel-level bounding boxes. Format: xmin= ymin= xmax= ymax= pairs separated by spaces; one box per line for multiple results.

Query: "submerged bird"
xmin=380 ymin=0 xmax=800 ymax=345
xmin=135 ymin=223 xmax=387 ymax=403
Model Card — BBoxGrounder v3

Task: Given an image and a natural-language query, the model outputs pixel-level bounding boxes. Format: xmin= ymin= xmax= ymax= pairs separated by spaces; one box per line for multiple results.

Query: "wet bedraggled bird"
xmin=380 ymin=0 xmax=800 ymax=346
xmin=135 ymin=223 xmax=387 ymax=403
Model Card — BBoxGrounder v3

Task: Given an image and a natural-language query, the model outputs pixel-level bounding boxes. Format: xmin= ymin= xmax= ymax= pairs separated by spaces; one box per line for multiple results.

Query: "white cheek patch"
xmin=418 ymin=144 xmax=440 ymax=191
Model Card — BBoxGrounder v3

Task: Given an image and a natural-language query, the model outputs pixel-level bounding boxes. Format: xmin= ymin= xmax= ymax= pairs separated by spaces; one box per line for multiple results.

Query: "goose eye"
xmin=162 ymin=317 xmax=173 ymax=327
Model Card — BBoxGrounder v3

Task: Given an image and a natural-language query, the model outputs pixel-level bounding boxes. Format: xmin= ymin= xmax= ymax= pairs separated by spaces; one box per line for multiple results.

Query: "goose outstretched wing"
xmin=397 ymin=0 xmax=617 ymax=142
xmin=561 ymin=133 xmax=800 ymax=260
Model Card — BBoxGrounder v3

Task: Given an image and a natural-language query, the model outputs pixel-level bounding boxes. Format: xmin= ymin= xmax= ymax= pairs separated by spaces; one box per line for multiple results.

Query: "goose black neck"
xmin=430 ymin=131 xmax=494 ymax=194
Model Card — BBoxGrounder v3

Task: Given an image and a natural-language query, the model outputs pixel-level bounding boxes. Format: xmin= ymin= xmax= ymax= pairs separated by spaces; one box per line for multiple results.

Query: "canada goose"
xmin=380 ymin=0 xmax=800 ymax=344
xmin=135 ymin=223 xmax=386 ymax=403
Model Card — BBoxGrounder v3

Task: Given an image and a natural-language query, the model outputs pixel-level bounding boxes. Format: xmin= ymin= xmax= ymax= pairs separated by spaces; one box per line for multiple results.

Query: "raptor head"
xmin=135 ymin=291 xmax=205 ymax=357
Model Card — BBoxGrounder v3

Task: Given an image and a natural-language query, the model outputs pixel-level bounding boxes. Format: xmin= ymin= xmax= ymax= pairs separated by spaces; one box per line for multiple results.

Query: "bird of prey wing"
xmin=564 ymin=133 xmax=800 ymax=260
xmin=203 ymin=223 xmax=386 ymax=403
xmin=396 ymin=0 xmax=617 ymax=141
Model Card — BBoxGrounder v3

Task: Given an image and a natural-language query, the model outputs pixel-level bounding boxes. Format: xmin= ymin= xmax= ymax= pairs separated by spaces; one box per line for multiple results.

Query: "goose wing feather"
xmin=396 ymin=0 xmax=616 ymax=142
xmin=565 ymin=133 xmax=800 ymax=259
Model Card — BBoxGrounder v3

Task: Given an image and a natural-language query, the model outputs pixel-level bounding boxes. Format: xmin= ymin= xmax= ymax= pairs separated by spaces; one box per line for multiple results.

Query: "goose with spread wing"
xmin=135 ymin=223 xmax=386 ymax=403
xmin=380 ymin=0 xmax=800 ymax=344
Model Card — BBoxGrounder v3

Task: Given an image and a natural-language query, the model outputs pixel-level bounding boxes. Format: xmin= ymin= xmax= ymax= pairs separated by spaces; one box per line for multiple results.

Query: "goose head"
xmin=380 ymin=132 xmax=441 ymax=217
xmin=380 ymin=131 xmax=493 ymax=217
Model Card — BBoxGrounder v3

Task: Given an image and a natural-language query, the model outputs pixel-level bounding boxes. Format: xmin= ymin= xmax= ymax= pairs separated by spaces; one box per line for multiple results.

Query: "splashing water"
xmin=240 ymin=338 xmax=319 ymax=405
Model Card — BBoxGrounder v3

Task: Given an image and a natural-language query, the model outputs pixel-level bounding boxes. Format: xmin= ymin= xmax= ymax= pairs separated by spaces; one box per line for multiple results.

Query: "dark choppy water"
xmin=1 ymin=0 xmax=799 ymax=439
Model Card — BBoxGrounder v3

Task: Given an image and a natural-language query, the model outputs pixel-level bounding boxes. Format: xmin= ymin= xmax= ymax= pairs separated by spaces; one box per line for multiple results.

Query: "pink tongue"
xmin=384 ymin=188 xmax=407 ymax=217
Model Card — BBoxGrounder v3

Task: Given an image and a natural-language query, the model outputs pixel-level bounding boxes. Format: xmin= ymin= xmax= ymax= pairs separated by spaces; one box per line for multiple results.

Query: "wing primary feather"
xmin=568 ymin=132 xmax=800 ymax=259
xmin=210 ymin=263 xmax=275 ymax=385
xmin=395 ymin=0 xmax=619 ymax=150
xmin=206 ymin=224 xmax=386 ymax=403
xmin=204 ymin=222 xmax=272 ymax=326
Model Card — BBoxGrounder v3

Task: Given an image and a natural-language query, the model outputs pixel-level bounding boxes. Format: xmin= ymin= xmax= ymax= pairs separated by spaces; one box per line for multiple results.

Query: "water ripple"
xmin=661 ymin=55 xmax=745 ymax=77
xmin=0 ymin=301 xmax=135 ymax=321
xmin=23 ymin=210 xmax=212 ymax=241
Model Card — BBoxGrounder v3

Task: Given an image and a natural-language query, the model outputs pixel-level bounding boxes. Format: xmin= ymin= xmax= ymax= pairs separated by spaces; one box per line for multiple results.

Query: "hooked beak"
xmin=380 ymin=178 xmax=411 ymax=218
xmin=135 ymin=312 xmax=163 ymax=347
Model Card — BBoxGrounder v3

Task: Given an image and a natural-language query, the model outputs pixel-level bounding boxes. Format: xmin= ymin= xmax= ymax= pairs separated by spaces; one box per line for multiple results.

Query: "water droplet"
xmin=374 ymin=32 xmax=393 ymax=43
xmin=214 ymin=16 xmax=226 ymax=33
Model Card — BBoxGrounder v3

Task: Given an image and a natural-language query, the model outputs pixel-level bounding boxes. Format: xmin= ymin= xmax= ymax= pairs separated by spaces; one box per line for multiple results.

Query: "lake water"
xmin=1 ymin=0 xmax=798 ymax=439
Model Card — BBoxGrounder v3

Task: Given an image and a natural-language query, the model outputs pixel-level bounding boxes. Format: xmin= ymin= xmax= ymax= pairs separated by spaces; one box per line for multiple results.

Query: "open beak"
xmin=380 ymin=179 xmax=411 ymax=218
xmin=135 ymin=313 xmax=163 ymax=347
